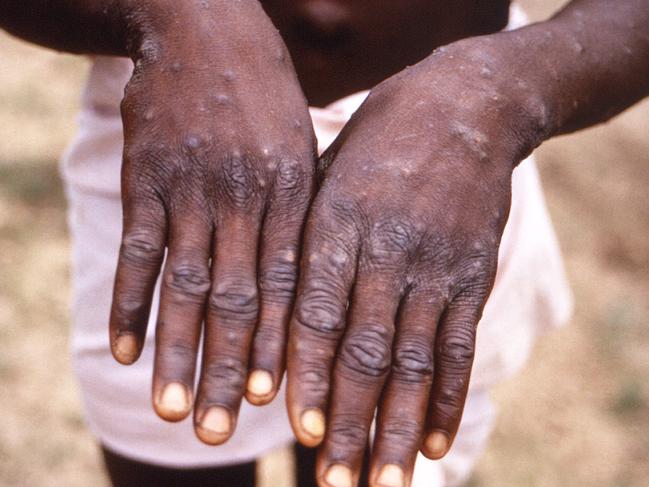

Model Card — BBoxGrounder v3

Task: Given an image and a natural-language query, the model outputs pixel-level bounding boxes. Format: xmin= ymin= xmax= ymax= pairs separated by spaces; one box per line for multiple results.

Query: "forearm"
xmin=0 ymin=0 xmax=266 ymax=59
xmin=0 ymin=0 xmax=136 ymax=56
xmin=509 ymin=0 xmax=649 ymax=137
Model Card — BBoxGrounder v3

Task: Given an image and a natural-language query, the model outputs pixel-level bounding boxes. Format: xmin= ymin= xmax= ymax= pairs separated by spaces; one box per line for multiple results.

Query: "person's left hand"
xmin=286 ymin=36 xmax=549 ymax=487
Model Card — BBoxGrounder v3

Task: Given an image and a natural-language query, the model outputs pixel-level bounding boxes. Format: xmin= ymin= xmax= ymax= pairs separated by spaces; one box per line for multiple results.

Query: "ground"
xmin=0 ymin=1 xmax=648 ymax=485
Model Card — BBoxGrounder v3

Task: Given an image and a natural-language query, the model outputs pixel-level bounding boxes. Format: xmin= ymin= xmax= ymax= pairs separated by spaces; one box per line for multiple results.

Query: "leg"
xmin=101 ymin=446 xmax=256 ymax=487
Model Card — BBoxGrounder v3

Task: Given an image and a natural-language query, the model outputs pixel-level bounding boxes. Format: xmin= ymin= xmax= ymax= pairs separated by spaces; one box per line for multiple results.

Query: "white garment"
xmin=61 ymin=4 xmax=572 ymax=483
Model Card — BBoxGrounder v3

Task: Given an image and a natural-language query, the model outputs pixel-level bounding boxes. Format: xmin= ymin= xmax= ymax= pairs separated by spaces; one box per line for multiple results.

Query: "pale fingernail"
xmin=196 ymin=406 xmax=232 ymax=444
xmin=324 ymin=464 xmax=353 ymax=487
xmin=157 ymin=382 xmax=191 ymax=421
xmin=113 ymin=333 xmax=138 ymax=364
xmin=300 ymin=408 xmax=325 ymax=440
xmin=425 ymin=431 xmax=450 ymax=458
xmin=376 ymin=464 xmax=405 ymax=487
xmin=247 ymin=370 xmax=274 ymax=398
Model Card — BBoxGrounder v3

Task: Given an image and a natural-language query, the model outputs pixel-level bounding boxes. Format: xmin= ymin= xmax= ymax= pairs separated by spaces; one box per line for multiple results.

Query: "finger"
xmin=152 ymin=214 xmax=212 ymax=422
xmin=247 ymin=158 xmax=314 ymax=405
xmin=109 ymin=194 xmax=166 ymax=365
xmin=369 ymin=291 xmax=443 ymax=487
xmin=316 ymin=270 xmax=403 ymax=487
xmin=286 ymin=205 xmax=359 ymax=448
xmin=422 ymin=291 xmax=485 ymax=460
xmin=194 ymin=213 xmax=261 ymax=445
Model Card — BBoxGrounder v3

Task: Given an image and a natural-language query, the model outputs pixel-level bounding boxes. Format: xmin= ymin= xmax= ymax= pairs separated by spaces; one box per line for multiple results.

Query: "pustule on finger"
xmin=223 ymin=69 xmax=236 ymax=82
xmin=154 ymin=382 xmax=192 ymax=422
xmin=112 ymin=332 xmax=140 ymax=365
xmin=196 ymin=406 xmax=233 ymax=445
xmin=182 ymin=132 xmax=209 ymax=153
xmin=283 ymin=249 xmax=297 ymax=263
xmin=245 ymin=369 xmax=275 ymax=404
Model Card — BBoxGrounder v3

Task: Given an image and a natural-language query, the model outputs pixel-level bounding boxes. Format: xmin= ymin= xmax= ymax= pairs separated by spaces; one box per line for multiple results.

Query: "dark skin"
xmin=2 ymin=1 xmax=649 ymax=486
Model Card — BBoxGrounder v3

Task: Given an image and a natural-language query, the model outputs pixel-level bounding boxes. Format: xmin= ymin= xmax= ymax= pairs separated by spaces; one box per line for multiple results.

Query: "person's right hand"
xmin=108 ymin=0 xmax=316 ymax=445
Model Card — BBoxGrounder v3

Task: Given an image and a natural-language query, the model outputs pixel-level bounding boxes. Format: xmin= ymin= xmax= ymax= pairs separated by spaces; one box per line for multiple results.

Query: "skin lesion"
xmin=208 ymin=279 xmax=260 ymax=322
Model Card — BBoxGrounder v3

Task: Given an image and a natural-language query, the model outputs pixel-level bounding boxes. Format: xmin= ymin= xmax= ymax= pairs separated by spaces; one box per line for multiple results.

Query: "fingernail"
xmin=113 ymin=333 xmax=138 ymax=364
xmin=324 ymin=464 xmax=353 ymax=487
xmin=300 ymin=408 xmax=325 ymax=440
xmin=246 ymin=370 xmax=274 ymax=398
xmin=157 ymin=382 xmax=191 ymax=421
xmin=197 ymin=406 xmax=232 ymax=444
xmin=425 ymin=431 xmax=450 ymax=458
xmin=376 ymin=464 xmax=405 ymax=487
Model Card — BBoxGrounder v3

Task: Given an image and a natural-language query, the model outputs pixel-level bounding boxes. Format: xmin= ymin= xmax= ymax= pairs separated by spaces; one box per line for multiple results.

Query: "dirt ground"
xmin=1 ymin=1 xmax=648 ymax=486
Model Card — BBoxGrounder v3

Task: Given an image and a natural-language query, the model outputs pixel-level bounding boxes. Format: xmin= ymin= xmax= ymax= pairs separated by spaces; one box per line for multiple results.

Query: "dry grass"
xmin=1 ymin=2 xmax=648 ymax=485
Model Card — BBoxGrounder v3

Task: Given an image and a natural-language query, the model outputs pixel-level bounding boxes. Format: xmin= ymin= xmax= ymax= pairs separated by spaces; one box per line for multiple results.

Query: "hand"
xmin=108 ymin=0 xmax=316 ymax=445
xmin=286 ymin=37 xmax=548 ymax=486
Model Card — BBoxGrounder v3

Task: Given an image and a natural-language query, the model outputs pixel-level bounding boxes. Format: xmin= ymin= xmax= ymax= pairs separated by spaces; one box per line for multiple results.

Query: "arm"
xmin=0 ymin=0 xmax=131 ymax=55
xmin=519 ymin=0 xmax=649 ymax=136
xmin=3 ymin=0 xmax=318 ymax=445
xmin=286 ymin=1 xmax=648 ymax=486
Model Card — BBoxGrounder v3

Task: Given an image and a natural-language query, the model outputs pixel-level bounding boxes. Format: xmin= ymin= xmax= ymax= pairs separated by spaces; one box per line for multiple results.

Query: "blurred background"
xmin=0 ymin=0 xmax=647 ymax=485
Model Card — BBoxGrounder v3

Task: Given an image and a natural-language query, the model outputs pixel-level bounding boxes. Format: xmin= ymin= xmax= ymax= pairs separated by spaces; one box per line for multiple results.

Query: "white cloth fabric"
xmin=61 ymin=3 xmax=572 ymax=482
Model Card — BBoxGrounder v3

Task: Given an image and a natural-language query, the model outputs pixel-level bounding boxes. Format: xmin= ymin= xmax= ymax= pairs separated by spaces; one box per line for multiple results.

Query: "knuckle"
xmin=209 ymin=279 xmax=259 ymax=323
xmin=274 ymin=157 xmax=310 ymax=195
xmin=454 ymin=284 xmax=490 ymax=307
xmin=339 ymin=325 xmax=392 ymax=378
xmin=122 ymin=148 xmax=175 ymax=197
xmin=159 ymin=338 xmax=195 ymax=366
xmin=163 ymin=261 xmax=211 ymax=300
xmin=437 ymin=327 xmax=476 ymax=371
xmin=113 ymin=296 xmax=150 ymax=324
xmin=217 ymin=152 xmax=261 ymax=210
xmin=121 ymin=229 xmax=165 ymax=265
xmin=432 ymin=380 xmax=467 ymax=422
xmin=367 ymin=218 xmax=419 ymax=265
xmin=457 ymin=270 xmax=494 ymax=296
xmin=295 ymin=283 xmax=346 ymax=335
xmin=392 ymin=339 xmax=434 ymax=381
xmin=259 ymin=255 xmax=298 ymax=303
xmin=202 ymin=357 xmax=246 ymax=393
xmin=380 ymin=417 xmax=422 ymax=445
xmin=296 ymin=366 xmax=330 ymax=397
xmin=329 ymin=415 xmax=369 ymax=450
xmin=252 ymin=325 xmax=283 ymax=355
xmin=431 ymin=398 xmax=461 ymax=426
xmin=417 ymin=238 xmax=456 ymax=271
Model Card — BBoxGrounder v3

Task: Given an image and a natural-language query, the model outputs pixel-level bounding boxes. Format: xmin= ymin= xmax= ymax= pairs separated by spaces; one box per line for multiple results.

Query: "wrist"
xmin=415 ymin=34 xmax=556 ymax=166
